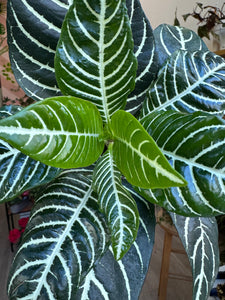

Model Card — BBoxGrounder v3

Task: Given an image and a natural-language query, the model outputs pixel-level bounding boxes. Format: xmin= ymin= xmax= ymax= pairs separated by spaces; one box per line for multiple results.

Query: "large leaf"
xmin=153 ymin=24 xmax=208 ymax=67
xmin=8 ymin=168 xmax=110 ymax=299
xmin=141 ymin=50 xmax=225 ymax=119
xmin=110 ymin=110 xmax=186 ymax=189
xmin=0 ymin=106 xmax=61 ymax=203
xmin=93 ymin=150 xmax=139 ymax=260
xmin=139 ymin=110 xmax=225 ymax=216
xmin=125 ymin=0 xmax=158 ymax=115
xmin=171 ymin=213 xmax=219 ymax=300
xmin=7 ymin=0 xmax=70 ymax=100
xmin=75 ymin=184 xmax=156 ymax=299
xmin=0 ymin=97 xmax=104 ymax=168
xmin=54 ymin=0 xmax=137 ymax=123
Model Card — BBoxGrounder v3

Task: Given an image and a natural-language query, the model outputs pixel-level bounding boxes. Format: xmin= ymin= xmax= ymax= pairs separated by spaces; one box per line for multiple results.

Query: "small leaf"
xmin=93 ymin=150 xmax=139 ymax=260
xmin=76 ymin=185 xmax=156 ymax=300
xmin=110 ymin=110 xmax=187 ymax=189
xmin=171 ymin=213 xmax=219 ymax=300
xmin=0 ymin=96 xmax=104 ymax=168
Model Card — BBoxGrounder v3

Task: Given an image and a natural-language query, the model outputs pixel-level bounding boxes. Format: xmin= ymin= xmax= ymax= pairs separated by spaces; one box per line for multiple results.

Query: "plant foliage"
xmin=1 ymin=0 xmax=225 ymax=299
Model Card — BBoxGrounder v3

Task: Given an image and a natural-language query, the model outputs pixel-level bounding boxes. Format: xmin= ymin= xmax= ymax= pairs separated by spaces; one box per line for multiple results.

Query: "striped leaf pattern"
xmin=125 ymin=0 xmax=158 ymax=115
xmin=140 ymin=110 xmax=225 ymax=216
xmin=0 ymin=106 xmax=61 ymax=203
xmin=171 ymin=213 xmax=219 ymax=300
xmin=0 ymin=97 xmax=104 ymax=168
xmin=153 ymin=24 xmax=208 ymax=67
xmin=8 ymin=168 xmax=110 ymax=299
xmin=141 ymin=50 xmax=225 ymax=119
xmin=110 ymin=110 xmax=186 ymax=189
xmin=6 ymin=0 xmax=70 ymax=100
xmin=55 ymin=0 xmax=137 ymax=123
xmin=75 ymin=186 xmax=155 ymax=300
xmin=93 ymin=151 xmax=139 ymax=260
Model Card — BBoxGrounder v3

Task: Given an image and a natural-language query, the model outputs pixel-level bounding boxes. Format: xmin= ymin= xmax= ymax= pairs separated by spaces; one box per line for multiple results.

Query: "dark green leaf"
xmin=171 ymin=213 xmax=219 ymax=300
xmin=55 ymin=0 xmax=137 ymax=123
xmin=8 ymin=168 xmax=110 ymax=299
xmin=141 ymin=50 xmax=225 ymax=119
xmin=140 ymin=110 xmax=225 ymax=216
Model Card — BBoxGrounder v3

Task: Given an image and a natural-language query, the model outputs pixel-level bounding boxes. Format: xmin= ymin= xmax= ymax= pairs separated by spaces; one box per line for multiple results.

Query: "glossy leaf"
xmin=125 ymin=0 xmax=158 ymax=115
xmin=75 ymin=184 xmax=156 ymax=299
xmin=8 ymin=168 xmax=110 ymax=299
xmin=141 ymin=50 xmax=225 ymax=119
xmin=93 ymin=150 xmax=139 ymax=260
xmin=0 ymin=106 xmax=61 ymax=202
xmin=110 ymin=110 xmax=187 ymax=189
xmin=153 ymin=24 xmax=208 ymax=67
xmin=55 ymin=0 xmax=137 ymax=123
xmin=0 ymin=97 xmax=104 ymax=168
xmin=140 ymin=110 xmax=225 ymax=216
xmin=171 ymin=213 xmax=219 ymax=300
xmin=7 ymin=0 xmax=70 ymax=100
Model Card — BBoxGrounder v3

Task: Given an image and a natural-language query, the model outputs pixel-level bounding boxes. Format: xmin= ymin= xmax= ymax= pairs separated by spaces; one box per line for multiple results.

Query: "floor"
xmin=0 ymin=203 xmax=194 ymax=300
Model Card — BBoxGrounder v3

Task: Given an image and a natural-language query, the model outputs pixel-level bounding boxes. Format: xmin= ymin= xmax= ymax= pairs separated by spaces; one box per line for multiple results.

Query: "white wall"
xmin=140 ymin=0 xmax=223 ymax=51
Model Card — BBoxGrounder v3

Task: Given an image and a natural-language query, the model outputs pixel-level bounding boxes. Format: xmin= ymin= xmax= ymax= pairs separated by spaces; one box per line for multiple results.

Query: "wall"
xmin=140 ymin=0 xmax=224 ymax=51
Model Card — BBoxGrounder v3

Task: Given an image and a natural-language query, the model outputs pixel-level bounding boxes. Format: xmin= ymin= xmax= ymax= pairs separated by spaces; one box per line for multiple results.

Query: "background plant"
xmin=1 ymin=0 xmax=225 ymax=299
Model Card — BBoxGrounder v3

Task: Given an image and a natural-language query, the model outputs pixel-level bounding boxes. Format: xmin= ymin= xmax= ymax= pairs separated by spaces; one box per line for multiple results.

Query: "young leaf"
xmin=0 ymin=106 xmax=61 ymax=202
xmin=0 ymin=97 xmax=104 ymax=168
xmin=55 ymin=0 xmax=137 ymax=123
xmin=171 ymin=213 xmax=219 ymax=300
xmin=76 ymin=188 xmax=155 ymax=300
xmin=8 ymin=169 xmax=110 ymax=299
xmin=141 ymin=50 xmax=225 ymax=119
xmin=110 ymin=110 xmax=187 ymax=189
xmin=140 ymin=110 xmax=225 ymax=216
xmin=93 ymin=150 xmax=139 ymax=260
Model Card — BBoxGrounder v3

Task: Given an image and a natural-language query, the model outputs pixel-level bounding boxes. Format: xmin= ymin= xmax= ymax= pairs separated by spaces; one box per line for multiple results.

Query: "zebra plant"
xmin=1 ymin=0 xmax=225 ymax=299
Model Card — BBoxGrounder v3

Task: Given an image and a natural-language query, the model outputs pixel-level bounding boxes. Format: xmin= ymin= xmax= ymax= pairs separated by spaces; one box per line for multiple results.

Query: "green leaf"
xmin=7 ymin=0 xmax=70 ymax=100
xmin=0 ymin=97 xmax=104 ymax=169
xmin=171 ymin=213 xmax=219 ymax=300
xmin=140 ymin=110 xmax=225 ymax=216
xmin=76 ymin=185 xmax=156 ymax=299
xmin=0 ymin=106 xmax=61 ymax=202
xmin=141 ymin=50 xmax=225 ymax=119
xmin=125 ymin=0 xmax=159 ymax=115
xmin=110 ymin=110 xmax=187 ymax=189
xmin=8 ymin=168 xmax=110 ymax=299
xmin=93 ymin=150 xmax=139 ymax=260
xmin=55 ymin=0 xmax=137 ymax=123
xmin=153 ymin=24 xmax=208 ymax=67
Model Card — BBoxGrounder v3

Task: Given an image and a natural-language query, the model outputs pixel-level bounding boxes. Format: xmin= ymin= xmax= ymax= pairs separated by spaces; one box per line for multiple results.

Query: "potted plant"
xmin=175 ymin=2 xmax=225 ymax=49
xmin=1 ymin=0 xmax=225 ymax=299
